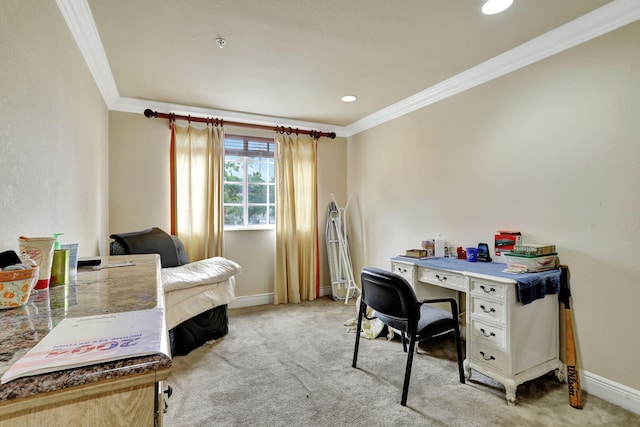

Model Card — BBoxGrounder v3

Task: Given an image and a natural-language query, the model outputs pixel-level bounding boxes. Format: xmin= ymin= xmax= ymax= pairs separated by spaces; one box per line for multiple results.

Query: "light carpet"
xmin=164 ymin=297 xmax=639 ymax=426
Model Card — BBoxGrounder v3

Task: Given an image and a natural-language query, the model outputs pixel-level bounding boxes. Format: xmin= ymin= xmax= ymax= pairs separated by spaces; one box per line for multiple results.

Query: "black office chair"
xmin=352 ymin=266 xmax=465 ymax=406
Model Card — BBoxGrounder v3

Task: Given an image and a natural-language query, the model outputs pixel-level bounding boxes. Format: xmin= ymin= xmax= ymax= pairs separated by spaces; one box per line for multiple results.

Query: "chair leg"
xmin=453 ymin=321 xmax=465 ymax=384
xmin=447 ymin=298 xmax=466 ymax=384
xmin=401 ymin=331 xmax=417 ymax=406
xmin=352 ymin=302 xmax=366 ymax=368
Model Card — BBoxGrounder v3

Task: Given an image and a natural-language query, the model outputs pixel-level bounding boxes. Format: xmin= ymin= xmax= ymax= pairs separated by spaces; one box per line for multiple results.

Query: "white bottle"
xmin=435 ymin=234 xmax=445 ymax=257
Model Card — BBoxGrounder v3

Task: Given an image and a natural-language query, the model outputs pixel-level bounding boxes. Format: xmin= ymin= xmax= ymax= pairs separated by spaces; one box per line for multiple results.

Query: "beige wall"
xmin=4 ymin=0 xmax=638 ymax=407
xmin=108 ymin=112 xmax=172 ymax=233
xmin=108 ymin=113 xmax=347 ymax=299
xmin=0 ymin=0 xmax=108 ymax=256
xmin=347 ymin=22 xmax=640 ymax=390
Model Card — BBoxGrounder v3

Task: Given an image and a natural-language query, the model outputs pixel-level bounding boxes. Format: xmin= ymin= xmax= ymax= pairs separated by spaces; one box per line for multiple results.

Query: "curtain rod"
xmin=144 ymin=109 xmax=336 ymax=139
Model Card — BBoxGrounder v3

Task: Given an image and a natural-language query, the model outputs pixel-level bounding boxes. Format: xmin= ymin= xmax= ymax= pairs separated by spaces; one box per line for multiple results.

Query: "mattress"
xmin=161 ymin=256 xmax=241 ymax=330
xmin=164 ymin=277 xmax=236 ymax=330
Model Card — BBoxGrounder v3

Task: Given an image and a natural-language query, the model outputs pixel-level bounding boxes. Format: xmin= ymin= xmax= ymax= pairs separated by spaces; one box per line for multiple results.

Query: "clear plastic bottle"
xmin=435 ymin=234 xmax=445 ymax=257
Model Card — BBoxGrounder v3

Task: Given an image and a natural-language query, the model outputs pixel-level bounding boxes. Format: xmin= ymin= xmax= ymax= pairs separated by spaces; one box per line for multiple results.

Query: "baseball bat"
xmin=560 ymin=265 xmax=583 ymax=409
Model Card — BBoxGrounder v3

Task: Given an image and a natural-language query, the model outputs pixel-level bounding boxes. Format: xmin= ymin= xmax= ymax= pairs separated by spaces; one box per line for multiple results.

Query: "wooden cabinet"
xmin=0 ymin=255 xmax=171 ymax=426
xmin=1 ymin=371 xmax=165 ymax=426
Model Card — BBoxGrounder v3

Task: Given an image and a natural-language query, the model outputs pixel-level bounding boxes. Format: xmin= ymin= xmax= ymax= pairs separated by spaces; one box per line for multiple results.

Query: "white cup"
xmin=18 ymin=236 xmax=55 ymax=290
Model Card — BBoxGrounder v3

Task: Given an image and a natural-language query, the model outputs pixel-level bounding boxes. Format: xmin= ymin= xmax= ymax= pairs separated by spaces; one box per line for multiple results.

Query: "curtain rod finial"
xmin=144 ymin=109 xmax=157 ymax=118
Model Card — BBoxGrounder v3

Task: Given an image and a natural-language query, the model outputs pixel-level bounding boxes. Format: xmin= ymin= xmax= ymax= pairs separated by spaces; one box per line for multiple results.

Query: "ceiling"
xmin=62 ymin=0 xmax=636 ymax=135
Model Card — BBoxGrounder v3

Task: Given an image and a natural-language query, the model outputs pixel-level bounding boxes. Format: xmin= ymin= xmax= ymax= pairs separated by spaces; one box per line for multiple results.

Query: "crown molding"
xmin=56 ymin=0 xmax=119 ymax=108
xmin=58 ymin=0 xmax=640 ymax=140
xmin=111 ymin=97 xmax=348 ymax=137
xmin=344 ymin=0 xmax=640 ymax=137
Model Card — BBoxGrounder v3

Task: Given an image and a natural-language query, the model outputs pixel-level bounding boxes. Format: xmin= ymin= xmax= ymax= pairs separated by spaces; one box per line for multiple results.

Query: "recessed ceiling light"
xmin=481 ymin=0 xmax=513 ymax=15
xmin=341 ymin=95 xmax=357 ymax=103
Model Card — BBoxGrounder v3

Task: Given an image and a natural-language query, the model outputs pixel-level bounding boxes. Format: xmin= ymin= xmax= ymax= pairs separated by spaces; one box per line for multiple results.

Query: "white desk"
xmin=390 ymin=257 xmax=563 ymax=404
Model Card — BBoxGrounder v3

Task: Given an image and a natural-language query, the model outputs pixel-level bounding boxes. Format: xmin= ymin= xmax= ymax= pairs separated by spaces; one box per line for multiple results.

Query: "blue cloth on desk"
xmin=393 ymin=257 xmax=560 ymax=305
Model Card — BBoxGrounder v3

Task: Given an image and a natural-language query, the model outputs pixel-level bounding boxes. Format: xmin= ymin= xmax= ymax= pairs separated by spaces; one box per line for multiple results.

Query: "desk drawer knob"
xmin=480 ymin=305 xmax=496 ymax=314
xmin=480 ymin=328 xmax=496 ymax=338
xmin=480 ymin=351 xmax=496 ymax=361
xmin=480 ymin=285 xmax=496 ymax=294
xmin=164 ymin=385 xmax=173 ymax=398
xmin=162 ymin=384 xmax=173 ymax=414
xmin=435 ymin=274 xmax=447 ymax=282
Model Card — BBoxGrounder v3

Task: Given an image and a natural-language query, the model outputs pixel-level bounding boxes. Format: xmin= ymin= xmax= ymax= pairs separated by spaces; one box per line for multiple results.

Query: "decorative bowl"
xmin=0 ymin=266 xmax=40 ymax=309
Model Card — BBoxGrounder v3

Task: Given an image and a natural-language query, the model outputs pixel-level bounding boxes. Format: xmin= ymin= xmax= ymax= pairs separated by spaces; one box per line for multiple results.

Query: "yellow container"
xmin=50 ymin=249 xmax=70 ymax=285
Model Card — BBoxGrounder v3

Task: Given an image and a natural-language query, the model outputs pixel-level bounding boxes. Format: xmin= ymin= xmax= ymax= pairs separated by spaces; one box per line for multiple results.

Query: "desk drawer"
xmin=470 ymin=319 xmax=505 ymax=349
xmin=418 ymin=268 xmax=466 ymax=292
xmin=470 ymin=341 xmax=508 ymax=374
xmin=470 ymin=279 xmax=507 ymax=299
xmin=470 ymin=296 xmax=506 ymax=324
xmin=390 ymin=261 xmax=416 ymax=286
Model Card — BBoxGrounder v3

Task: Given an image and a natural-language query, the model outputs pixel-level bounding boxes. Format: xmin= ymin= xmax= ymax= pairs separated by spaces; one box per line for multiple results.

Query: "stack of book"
xmin=505 ymin=244 xmax=558 ymax=273
xmin=400 ymin=249 xmax=432 ymax=260
xmin=512 ymin=244 xmax=556 ymax=256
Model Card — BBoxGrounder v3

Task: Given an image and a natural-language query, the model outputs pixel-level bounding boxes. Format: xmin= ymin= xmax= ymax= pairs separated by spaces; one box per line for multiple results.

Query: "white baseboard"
xmin=582 ymin=370 xmax=640 ymax=415
xmin=229 ymin=287 xmax=334 ymax=309
xmin=319 ymin=285 xmax=332 ymax=297
xmin=228 ymin=287 xmax=333 ymax=309
xmin=228 ymin=293 xmax=273 ymax=309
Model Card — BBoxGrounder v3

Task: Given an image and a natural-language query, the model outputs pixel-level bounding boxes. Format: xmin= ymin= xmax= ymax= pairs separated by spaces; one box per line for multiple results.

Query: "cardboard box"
xmin=494 ymin=231 xmax=522 ymax=263
xmin=504 ymin=253 xmax=558 ymax=272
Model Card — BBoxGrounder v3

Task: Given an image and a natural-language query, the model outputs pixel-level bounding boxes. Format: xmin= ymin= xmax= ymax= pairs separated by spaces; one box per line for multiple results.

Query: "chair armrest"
xmin=419 ymin=297 xmax=456 ymax=305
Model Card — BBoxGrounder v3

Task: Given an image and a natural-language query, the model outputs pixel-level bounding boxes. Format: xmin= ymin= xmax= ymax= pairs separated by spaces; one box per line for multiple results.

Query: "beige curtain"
xmin=274 ymin=134 xmax=319 ymax=304
xmin=173 ymin=124 xmax=225 ymax=261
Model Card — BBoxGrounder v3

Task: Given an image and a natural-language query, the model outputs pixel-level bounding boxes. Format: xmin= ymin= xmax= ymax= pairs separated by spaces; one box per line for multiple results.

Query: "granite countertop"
xmin=0 ymin=254 xmax=171 ymax=402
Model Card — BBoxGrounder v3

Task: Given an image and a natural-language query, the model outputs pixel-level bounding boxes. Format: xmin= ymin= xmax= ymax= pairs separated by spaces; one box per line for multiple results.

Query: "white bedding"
xmin=162 ymin=257 xmax=241 ymax=330
xmin=162 ymin=257 xmax=241 ymax=292
xmin=164 ymin=278 xmax=236 ymax=330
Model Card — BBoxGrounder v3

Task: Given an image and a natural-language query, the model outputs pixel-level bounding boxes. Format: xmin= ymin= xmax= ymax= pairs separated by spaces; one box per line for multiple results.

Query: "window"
xmin=224 ymin=135 xmax=275 ymax=227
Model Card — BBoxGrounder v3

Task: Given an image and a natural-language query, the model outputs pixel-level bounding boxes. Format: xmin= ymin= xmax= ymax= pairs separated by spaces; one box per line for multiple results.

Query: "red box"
xmin=494 ymin=231 xmax=522 ymax=262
